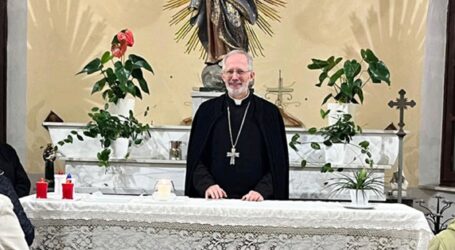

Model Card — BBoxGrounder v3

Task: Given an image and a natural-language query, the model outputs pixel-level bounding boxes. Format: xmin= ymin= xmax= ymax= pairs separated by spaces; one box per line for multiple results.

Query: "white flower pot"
xmin=327 ymin=103 xmax=358 ymax=125
xmin=349 ymin=189 xmax=369 ymax=206
xmin=108 ymin=98 xmax=135 ymax=118
xmin=111 ymin=138 xmax=129 ymax=159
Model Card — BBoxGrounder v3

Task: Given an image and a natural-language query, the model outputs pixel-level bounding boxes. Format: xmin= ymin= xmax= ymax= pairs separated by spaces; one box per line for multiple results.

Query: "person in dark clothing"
xmin=0 ymin=175 xmax=34 ymax=246
xmin=185 ymin=50 xmax=289 ymax=201
xmin=0 ymin=143 xmax=31 ymax=197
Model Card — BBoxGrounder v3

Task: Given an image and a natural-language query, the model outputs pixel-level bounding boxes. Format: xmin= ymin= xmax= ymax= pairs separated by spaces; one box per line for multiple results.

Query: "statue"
xmin=389 ymin=171 xmax=409 ymax=197
xmin=165 ymin=0 xmax=286 ymax=90
xmin=42 ymin=143 xmax=57 ymax=188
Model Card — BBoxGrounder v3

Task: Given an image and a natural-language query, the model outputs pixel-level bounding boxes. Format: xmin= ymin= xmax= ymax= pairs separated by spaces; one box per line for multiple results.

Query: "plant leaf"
xmin=101 ymin=51 xmax=112 ymax=64
xmin=321 ymin=163 xmax=333 ymax=173
xmin=368 ymin=61 xmax=391 ymax=85
xmin=114 ymin=61 xmax=128 ymax=85
xmin=301 ymin=160 xmax=307 ymax=168
xmin=132 ymin=68 xmax=150 ymax=94
xmin=361 ymin=48 xmax=379 ymax=63
xmin=318 ymin=72 xmax=328 ymax=85
xmin=359 ymin=140 xmax=370 ymax=149
xmin=320 ymin=109 xmax=330 ymax=119
xmin=310 ymin=142 xmax=321 ymax=150
xmin=308 ymin=127 xmax=318 ymax=134
xmin=91 ymin=78 xmax=106 ymax=94
xmin=307 ymin=58 xmax=328 ymax=69
xmin=129 ymin=54 xmax=154 ymax=73
xmin=77 ymin=58 xmax=102 ymax=75
xmin=328 ymin=68 xmax=344 ymax=86
xmin=343 ymin=60 xmax=361 ymax=81
xmin=321 ymin=93 xmax=333 ymax=105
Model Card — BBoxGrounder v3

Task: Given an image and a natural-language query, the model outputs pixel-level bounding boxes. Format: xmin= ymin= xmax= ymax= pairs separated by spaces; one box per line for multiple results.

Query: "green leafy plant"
xmin=56 ymin=104 xmax=151 ymax=167
xmin=324 ymin=167 xmax=383 ymax=196
xmin=77 ymin=29 xmax=154 ymax=104
xmin=307 ymin=48 xmax=391 ymax=104
xmin=289 ymin=115 xmax=373 ymax=172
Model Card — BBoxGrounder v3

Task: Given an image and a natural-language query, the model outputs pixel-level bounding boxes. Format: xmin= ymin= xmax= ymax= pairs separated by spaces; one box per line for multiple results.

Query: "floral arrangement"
xmin=55 ymin=29 xmax=153 ymax=167
xmin=77 ymin=29 xmax=154 ymax=104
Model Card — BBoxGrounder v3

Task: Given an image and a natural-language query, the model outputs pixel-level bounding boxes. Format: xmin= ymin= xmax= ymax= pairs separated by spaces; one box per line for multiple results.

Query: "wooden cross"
xmin=226 ymin=147 xmax=239 ymax=165
xmin=265 ymin=70 xmax=294 ymax=108
xmin=388 ymin=89 xmax=416 ymax=136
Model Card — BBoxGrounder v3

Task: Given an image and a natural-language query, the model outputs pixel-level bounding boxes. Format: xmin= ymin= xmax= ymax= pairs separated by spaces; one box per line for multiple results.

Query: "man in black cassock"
xmin=185 ymin=50 xmax=289 ymax=201
xmin=0 ymin=143 xmax=31 ymax=197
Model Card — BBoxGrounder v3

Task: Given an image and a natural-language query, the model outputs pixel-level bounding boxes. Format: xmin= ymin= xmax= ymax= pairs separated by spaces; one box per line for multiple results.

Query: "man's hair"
xmin=221 ymin=50 xmax=253 ymax=71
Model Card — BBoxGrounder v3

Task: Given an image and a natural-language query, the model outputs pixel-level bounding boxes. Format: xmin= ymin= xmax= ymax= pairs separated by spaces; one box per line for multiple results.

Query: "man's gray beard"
xmin=227 ymin=86 xmax=249 ymax=99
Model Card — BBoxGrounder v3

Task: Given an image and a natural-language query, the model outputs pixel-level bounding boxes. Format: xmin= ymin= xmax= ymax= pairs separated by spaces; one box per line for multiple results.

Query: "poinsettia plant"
xmin=77 ymin=29 xmax=154 ymax=104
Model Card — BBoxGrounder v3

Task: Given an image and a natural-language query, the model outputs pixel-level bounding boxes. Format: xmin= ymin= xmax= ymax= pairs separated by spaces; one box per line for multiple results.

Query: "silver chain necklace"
xmin=226 ymin=101 xmax=251 ymax=165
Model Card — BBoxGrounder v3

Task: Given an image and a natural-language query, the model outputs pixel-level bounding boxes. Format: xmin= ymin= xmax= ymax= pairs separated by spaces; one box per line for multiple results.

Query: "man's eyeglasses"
xmin=222 ymin=69 xmax=251 ymax=77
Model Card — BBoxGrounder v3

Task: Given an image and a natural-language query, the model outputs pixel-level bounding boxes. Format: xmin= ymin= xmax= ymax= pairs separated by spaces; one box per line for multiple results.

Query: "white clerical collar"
xmin=228 ymin=91 xmax=250 ymax=105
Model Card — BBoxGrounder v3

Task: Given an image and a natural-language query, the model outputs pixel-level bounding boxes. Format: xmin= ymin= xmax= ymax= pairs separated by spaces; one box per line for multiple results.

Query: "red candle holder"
xmin=36 ymin=178 xmax=48 ymax=199
xmin=62 ymin=182 xmax=74 ymax=199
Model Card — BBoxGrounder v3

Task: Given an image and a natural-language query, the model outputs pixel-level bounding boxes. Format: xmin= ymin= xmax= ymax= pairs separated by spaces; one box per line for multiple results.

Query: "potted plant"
xmin=77 ymin=29 xmax=154 ymax=116
xmin=307 ymin=49 xmax=391 ymax=124
xmin=289 ymin=113 xmax=373 ymax=172
xmin=56 ymin=104 xmax=151 ymax=167
xmin=324 ymin=167 xmax=383 ymax=207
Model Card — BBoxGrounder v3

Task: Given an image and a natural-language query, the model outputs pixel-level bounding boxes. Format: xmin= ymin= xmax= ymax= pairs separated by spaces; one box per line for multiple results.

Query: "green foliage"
xmin=325 ymin=168 xmax=384 ymax=195
xmin=318 ymin=114 xmax=358 ymax=146
xmin=56 ymin=105 xmax=151 ymax=167
xmin=289 ymin=114 xmax=374 ymax=172
xmin=307 ymin=49 xmax=391 ymax=104
xmin=289 ymin=48 xmax=390 ymax=178
xmin=77 ymin=52 xmax=154 ymax=104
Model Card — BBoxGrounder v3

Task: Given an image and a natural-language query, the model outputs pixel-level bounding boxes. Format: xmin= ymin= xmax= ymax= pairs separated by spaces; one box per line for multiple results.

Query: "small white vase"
xmin=327 ymin=103 xmax=358 ymax=125
xmin=108 ymin=98 xmax=135 ymax=118
xmin=111 ymin=138 xmax=129 ymax=159
xmin=349 ymin=189 xmax=369 ymax=206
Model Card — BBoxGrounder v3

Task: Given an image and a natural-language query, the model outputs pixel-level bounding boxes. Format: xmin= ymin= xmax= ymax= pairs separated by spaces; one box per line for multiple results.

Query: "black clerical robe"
xmin=0 ymin=144 xmax=31 ymax=198
xmin=185 ymin=93 xmax=289 ymax=200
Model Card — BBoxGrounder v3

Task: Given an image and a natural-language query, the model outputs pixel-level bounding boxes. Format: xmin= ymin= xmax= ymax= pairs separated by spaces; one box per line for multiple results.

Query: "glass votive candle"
xmin=62 ymin=181 xmax=74 ymax=199
xmin=154 ymin=179 xmax=174 ymax=200
xmin=36 ymin=178 xmax=48 ymax=199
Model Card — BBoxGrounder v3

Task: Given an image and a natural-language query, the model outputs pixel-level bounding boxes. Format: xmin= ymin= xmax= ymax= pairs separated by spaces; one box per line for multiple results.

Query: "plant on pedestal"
xmin=77 ymin=29 xmax=154 ymax=107
xmin=307 ymin=49 xmax=390 ymax=124
xmin=290 ymin=48 xmax=391 ymax=204
xmin=56 ymin=29 xmax=154 ymax=167
xmin=57 ymin=104 xmax=151 ymax=167
xmin=308 ymin=48 xmax=390 ymax=104
xmin=289 ymin=113 xmax=373 ymax=172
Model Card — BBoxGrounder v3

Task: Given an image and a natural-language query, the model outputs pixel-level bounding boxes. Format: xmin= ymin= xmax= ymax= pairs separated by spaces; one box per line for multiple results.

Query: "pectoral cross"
xmin=226 ymin=147 xmax=239 ymax=165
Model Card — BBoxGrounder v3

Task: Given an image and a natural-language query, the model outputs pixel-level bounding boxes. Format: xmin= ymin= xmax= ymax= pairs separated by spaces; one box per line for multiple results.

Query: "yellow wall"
xmin=26 ymin=0 xmax=428 ymax=187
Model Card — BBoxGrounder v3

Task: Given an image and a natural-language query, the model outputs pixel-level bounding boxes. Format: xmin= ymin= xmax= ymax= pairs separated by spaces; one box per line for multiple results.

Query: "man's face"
xmin=222 ymin=53 xmax=255 ymax=99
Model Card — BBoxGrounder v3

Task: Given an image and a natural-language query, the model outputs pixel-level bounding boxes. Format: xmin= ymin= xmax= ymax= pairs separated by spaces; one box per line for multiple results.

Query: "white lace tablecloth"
xmin=21 ymin=194 xmax=433 ymax=250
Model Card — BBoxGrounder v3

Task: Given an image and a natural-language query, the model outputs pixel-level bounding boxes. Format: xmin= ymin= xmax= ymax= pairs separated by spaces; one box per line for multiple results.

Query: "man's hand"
xmin=205 ymin=185 xmax=227 ymax=199
xmin=242 ymin=190 xmax=264 ymax=202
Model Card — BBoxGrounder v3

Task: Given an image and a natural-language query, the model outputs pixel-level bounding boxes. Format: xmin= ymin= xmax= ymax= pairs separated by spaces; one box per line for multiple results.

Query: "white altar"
xmin=45 ymin=122 xmax=398 ymax=200
xmin=21 ymin=194 xmax=433 ymax=249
